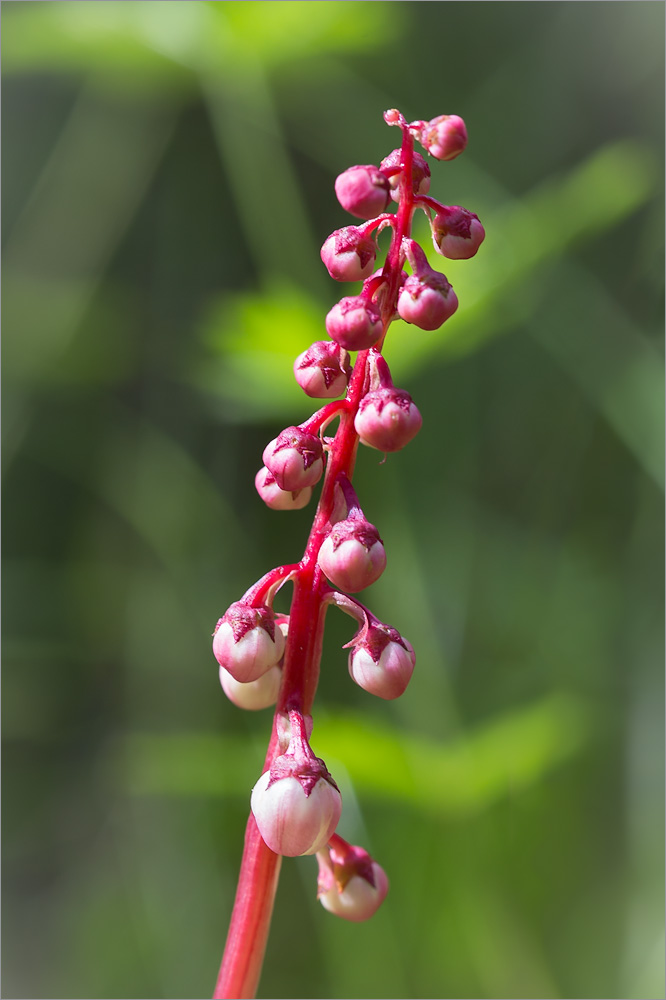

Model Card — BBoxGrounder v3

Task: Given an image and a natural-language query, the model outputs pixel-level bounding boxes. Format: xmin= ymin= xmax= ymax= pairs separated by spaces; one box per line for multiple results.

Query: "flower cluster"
xmin=213 ymin=111 xmax=483 ymax=930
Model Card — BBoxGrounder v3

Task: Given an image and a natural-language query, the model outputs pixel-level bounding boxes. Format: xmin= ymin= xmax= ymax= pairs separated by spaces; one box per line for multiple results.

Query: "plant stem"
xmin=213 ymin=816 xmax=282 ymax=1000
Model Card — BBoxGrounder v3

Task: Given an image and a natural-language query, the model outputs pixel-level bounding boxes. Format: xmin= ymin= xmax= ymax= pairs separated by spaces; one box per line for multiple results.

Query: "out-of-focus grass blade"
xmin=118 ymin=692 xmax=592 ymax=815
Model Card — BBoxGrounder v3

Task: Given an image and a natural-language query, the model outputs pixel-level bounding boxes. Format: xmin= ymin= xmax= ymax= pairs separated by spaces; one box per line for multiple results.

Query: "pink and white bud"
xmin=317 ymin=844 xmax=389 ymax=922
xmin=293 ymin=341 xmax=352 ymax=399
xmin=325 ymin=297 xmax=383 ymax=352
xmin=397 ymin=272 xmax=458 ymax=330
xmin=420 ymin=114 xmax=467 ymax=161
xmin=318 ymin=518 xmax=386 ymax=592
xmin=263 ymin=427 xmax=324 ymax=492
xmin=252 ymin=769 xmax=341 ymax=856
xmin=219 ymin=616 xmax=288 ymax=710
xmin=251 ymin=714 xmax=342 ymax=857
xmin=219 ymin=663 xmax=282 ymax=711
xmin=334 ymin=165 xmax=391 ymax=220
xmin=348 ymin=624 xmax=415 ymax=699
xmin=321 ymin=227 xmax=377 ymax=282
xmin=355 ymin=387 xmax=422 ymax=452
xmin=255 ymin=467 xmax=312 ymax=510
xmin=212 ymin=602 xmax=285 ymax=683
xmin=432 ymin=206 xmax=485 ymax=260
xmin=379 ymin=148 xmax=431 ymax=202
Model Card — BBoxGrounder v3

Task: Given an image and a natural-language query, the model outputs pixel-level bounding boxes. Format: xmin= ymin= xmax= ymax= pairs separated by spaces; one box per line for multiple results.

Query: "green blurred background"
xmin=2 ymin=2 xmax=664 ymax=998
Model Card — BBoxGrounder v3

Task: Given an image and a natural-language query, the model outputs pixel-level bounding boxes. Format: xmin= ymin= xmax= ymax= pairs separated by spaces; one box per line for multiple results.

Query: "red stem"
xmin=213 ymin=817 xmax=281 ymax=1000
xmin=214 ymin=124 xmax=416 ymax=1000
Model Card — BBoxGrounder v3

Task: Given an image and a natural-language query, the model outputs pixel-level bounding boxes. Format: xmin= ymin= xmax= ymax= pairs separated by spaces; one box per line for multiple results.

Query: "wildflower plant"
xmin=212 ymin=109 xmax=484 ymax=1000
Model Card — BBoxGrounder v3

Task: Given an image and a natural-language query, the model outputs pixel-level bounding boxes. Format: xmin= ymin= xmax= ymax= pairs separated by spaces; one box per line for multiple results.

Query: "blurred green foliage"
xmin=2 ymin=3 xmax=664 ymax=999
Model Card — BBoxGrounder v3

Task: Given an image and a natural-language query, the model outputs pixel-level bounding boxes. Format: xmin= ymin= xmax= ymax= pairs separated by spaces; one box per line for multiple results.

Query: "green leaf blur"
xmin=3 ymin=3 xmax=664 ymax=999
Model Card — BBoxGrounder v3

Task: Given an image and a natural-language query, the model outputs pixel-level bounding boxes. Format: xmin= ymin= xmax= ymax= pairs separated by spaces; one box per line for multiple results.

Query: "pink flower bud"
xmin=420 ymin=114 xmax=467 ymax=161
xmin=219 ymin=617 xmax=287 ymax=710
xmin=325 ymin=297 xmax=383 ymax=352
xmin=293 ymin=341 xmax=352 ymax=398
xmin=263 ymin=427 xmax=324 ymax=492
xmin=251 ymin=714 xmax=342 ymax=856
xmin=252 ymin=769 xmax=341 ymax=856
xmin=219 ymin=663 xmax=282 ymax=711
xmin=318 ymin=518 xmax=386 ymax=592
xmin=348 ymin=624 xmax=415 ymax=699
xmin=334 ymin=165 xmax=391 ymax=220
xmin=355 ymin=387 xmax=422 ymax=452
xmin=317 ymin=843 xmax=389 ymax=922
xmin=255 ymin=467 xmax=312 ymax=510
xmin=432 ymin=206 xmax=485 ymax=260
xmin=212 ymin=602 xmax=285 ymax=683
xmin=379 ymin=148 xmax=431 ymax=202
xmin=397 ymin=272 xmax=458 ymax=330
xmin=321 ymin=227 xmax=377 ymax=282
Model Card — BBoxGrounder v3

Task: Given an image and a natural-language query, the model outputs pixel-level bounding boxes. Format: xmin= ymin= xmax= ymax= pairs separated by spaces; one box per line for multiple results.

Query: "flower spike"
xmin=213 ymin=107 xmax=484 ymax=999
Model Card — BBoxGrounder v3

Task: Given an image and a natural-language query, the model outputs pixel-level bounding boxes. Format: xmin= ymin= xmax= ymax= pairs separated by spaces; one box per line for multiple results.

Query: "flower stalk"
xmin=212 ymin=108 xmax=484 ymax=999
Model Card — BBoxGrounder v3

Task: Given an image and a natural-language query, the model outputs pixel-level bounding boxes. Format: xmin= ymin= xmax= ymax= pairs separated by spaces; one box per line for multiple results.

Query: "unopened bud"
xmin=263 ymin=427 xmax=324 ymax=492
xmin=379 ymin=148 xmax=431 ymax=202
xmin=397 ymin=272 xmax=458 ymax=330
xmin=432 ymin=206 xmax=485 ymax=260
xmin=334 ymin=165 xmax=391 ymax=220
xmin=219 ymin=664 xmax=282 ymax=711
xmin=317 ymin=842 xmax=389 ymax=922
xmin=219 ymin=617 xmax=288 ymax=710
xmin=420 ymin=114 xmax=467 ymax=161
xmin=318 ymin=517 xmax=386 ymax=592
xmin=348 ymin=624 xmax=415 ymax=699
xmin=213 ymin=602 xmax=285 ymax=683
xmin=293 ymin=341 xmax=352 ymax=399
xmin=255 ymin=467 xmax=312 ymax=510
xmin=355 ymin=387 xmax=422 ymax=452
xmin=251 ymin=714 xmax=341 ymax=856
xmin=325 ymin=297 xmax=383 ymax=352
xmin=321 ymin=227 xmax=377 ymax=282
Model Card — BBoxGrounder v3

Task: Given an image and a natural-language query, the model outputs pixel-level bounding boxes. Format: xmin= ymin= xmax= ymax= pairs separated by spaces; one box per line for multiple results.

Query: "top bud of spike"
xmin=419 ymin=114 xmax=468 ymax=161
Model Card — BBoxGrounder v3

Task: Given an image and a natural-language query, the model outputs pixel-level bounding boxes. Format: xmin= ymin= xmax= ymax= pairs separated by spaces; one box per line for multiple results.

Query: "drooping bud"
xmin=321 ymin=226 xmax=377 ymax=282
xmin=334 ymin=165 xmax=391 ymax=220
xmin=355 ymin=387 xmax=422 ymax=452
xmin=255 ymin=467 xmax=312 ymax=510
xmin=293 ymin=341 xmax=352 ymax=399
xmin=213 ymin=602 xmax=285 ymax=683
xmin=431 ymin=206 xmax=485 ymax=260
xmin=379 ymin=148 xmax=431 ymax=202
xmin=397 ymin=272 xmax=458 ymax=330
xmin=263 ymin=427 xmax=324 ymax=492
xmin=219 ymin=664 xmax=282 ymax=711
xmin=348 ymin=623 xmax=415 ymax=699
xmin=317 ymin=840 xmax=389 ymax=922
xmin=325 ymin=296 xmax=383 ymax=352
xmin=420 ymin=114 xmax=467 ymax=161
xmin=251 ymin=712 xmax=342 ymax=856
xmin=218 ymin=617 xmax=287 ymax=710
xmin=318 ymin=517 xmax=386 ymax=592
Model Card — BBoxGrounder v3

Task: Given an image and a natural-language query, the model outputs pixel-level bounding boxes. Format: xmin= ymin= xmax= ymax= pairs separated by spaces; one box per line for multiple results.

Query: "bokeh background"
xmin=2 ymin=3 xmax=664 ymax=998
